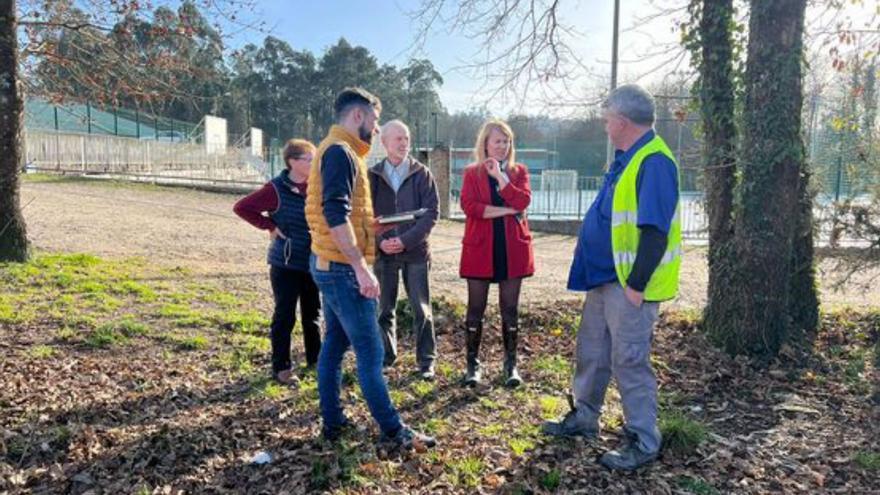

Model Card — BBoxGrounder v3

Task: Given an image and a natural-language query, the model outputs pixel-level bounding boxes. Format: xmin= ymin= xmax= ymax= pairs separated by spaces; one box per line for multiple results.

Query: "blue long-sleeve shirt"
xmin=567 ymin=130 xmax=679 ymax=293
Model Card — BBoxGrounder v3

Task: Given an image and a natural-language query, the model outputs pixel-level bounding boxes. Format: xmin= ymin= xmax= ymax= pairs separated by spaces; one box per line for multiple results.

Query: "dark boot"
xmin=502 ymin=323 xmax=522 ymax=387
xmin=463 ymin=322 xmax=482 ymax=386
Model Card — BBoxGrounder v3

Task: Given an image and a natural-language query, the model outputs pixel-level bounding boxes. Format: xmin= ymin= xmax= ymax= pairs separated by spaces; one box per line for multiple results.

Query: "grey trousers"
xmin=572 ymin=282 xmax=662 ymax=454
xmin=374 ymin=258 xmax=436 ymax=369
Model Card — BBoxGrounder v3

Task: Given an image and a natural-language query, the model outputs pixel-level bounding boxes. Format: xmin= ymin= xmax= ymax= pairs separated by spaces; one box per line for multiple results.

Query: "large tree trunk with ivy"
xmin=694 ymin=0 xmax=740 ymax=344
xmin=710 ymin=0 xmax=811 ymax=356
xmin=0 ymin=0 xmax=29 ymax=262
xmin=788 ymin=166 xmax=819 ymax=338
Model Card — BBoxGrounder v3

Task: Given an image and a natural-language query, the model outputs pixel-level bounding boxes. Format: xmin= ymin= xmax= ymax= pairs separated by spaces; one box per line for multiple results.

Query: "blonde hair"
xmin=473 ymin=119 xmax=516 ymax=166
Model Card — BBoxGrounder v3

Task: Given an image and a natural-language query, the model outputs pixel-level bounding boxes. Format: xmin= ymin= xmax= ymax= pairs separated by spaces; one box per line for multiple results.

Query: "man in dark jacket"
xmin=370 ymin=119 xmax=440 ymax=380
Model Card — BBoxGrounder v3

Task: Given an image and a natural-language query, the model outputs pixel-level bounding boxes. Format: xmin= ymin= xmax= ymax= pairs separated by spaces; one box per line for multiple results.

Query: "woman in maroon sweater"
xmin=459 ymin=119 xmax=534 ymax=388
xmin=233 ymin=139 xmax=320 ymax=385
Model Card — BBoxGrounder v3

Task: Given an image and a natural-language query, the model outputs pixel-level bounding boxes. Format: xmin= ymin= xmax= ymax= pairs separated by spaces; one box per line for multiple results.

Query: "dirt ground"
xmin=4 ymin=176 xmax=878 ymax=494
xmin=20 ymin=177 xmax=879 ymax=310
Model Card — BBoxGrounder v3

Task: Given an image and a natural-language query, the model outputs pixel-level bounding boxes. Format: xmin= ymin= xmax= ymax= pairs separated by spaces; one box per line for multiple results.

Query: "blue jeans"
xmin=310 ymin=255 xmax=403 ymax=436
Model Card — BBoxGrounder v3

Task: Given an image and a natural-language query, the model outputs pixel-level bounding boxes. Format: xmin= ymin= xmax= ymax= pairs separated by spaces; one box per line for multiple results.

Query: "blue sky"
xmin=228 ymin=1 xmax=687 ymax=114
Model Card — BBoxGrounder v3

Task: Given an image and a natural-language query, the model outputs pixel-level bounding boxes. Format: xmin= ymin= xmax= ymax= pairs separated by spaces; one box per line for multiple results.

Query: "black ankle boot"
xmin=464 ymin=322 xmax=482 ymax=386
xmin=502 ymin=323 xmax=522 ymax=387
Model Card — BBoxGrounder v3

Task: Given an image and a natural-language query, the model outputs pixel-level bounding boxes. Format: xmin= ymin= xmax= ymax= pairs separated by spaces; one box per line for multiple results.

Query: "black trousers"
xmin=269 ymin=265 xmax=322 ymax=372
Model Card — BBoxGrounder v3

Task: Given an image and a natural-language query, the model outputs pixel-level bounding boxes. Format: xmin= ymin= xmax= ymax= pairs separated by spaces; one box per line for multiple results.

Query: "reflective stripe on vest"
xmin=610 ymin=134 xmax=682 ymax=301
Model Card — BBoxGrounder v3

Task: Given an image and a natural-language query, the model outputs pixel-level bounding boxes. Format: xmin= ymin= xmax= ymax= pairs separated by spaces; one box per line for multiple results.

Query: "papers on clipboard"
xmin=376 ymin=208 xmax=429 ymax=225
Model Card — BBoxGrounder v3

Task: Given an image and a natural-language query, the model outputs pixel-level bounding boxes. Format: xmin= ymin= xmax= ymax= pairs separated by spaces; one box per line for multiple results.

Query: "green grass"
xmin=85 ymin=325 xmax=130 ymax=348
xmin=422 ymin=417 xmax=449 ymax=436
xmin=532 ymin=354 xmax=572 ymax=384
xmin=115 ymin=317 xmax=150 ymax=336
xmin=158 ymin=303 xmax=212 ymax=328
xmin=114 ymin=280 xmax=158 ymax=301
xmin=436 ymin=362 xmax=456 ymax=379
xmin=216 ymin=309 xmax=268 ymax=334
xmin=250 ymin=377 xmax=289 ymax=399
xmin=55 ymin=327 xmax=77 ymax=341
xmin=677 ymin=476 xmax=719 ymax=495
xmin=310 ymin=459 xmax=332 ymax=491
xmin=214 ymin=350 xmax=255 ymax=375
xmin=539 ymin=469 xmax=562 ymax=491
xmin=173 ymin=334 xmax=209 ymax=350
xmin=855 ymin=451 xmax=880 ymax=470
xmin=508 ymin=437 xmax=536 ymax=456
xmin=538 ymin=395 xmax=565 ymax=420
xmin=478 ymin=423 xmax=504 ymax=437
xmin=411 ymin=380 xmax=436 ymax=398
xmin=659 ymin=410 xmax=707 ymax=455
xmin=28 ymin=345 xmax=56 ymax=359
xmin=446 ymin=455 xmax=484 ymax=488
xmin=0 ymin=295 xmax=34 ymax=324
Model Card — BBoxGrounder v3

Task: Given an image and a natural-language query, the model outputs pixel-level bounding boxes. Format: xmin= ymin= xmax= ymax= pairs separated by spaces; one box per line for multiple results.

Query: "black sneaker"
xmin=377 ymin=425 xmax=437 ymax=452
xmin=542 ymin=395 xmax=599 ymax=438
xmin=321 ymin=417 xmax=352 ymax=442
xmin=598 ymin=431 xmax=658 ymax=471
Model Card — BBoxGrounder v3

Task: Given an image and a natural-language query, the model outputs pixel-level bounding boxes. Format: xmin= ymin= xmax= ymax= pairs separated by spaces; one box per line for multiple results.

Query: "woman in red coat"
xmin=459 ymin=119 xmax=534 ymax=387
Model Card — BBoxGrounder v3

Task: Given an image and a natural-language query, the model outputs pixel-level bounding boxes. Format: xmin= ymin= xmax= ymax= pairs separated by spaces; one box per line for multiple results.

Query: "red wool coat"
xmin=459 ymin=162 xmax=535 ymax=279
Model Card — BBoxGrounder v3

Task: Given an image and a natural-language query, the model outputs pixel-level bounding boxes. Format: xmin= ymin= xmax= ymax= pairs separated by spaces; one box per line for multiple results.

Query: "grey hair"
xmin=381 ymin=119 xmax=410 ymax=136
xmin=603 ymin=84 xmax=655 ymax=126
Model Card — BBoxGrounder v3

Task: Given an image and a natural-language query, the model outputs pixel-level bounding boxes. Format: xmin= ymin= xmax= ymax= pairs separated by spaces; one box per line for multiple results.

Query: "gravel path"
xmin=20 ymin=177 xmax=879 ymax=309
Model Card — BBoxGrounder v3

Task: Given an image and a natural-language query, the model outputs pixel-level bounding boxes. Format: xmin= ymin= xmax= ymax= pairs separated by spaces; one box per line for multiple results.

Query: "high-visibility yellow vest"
xmin=610 ymin=135 xmax=681 ymax=301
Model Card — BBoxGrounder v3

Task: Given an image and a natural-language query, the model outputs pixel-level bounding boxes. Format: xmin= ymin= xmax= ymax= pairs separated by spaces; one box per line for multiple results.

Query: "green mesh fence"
xmin=25 ymin=98 xmax=199 ymax=142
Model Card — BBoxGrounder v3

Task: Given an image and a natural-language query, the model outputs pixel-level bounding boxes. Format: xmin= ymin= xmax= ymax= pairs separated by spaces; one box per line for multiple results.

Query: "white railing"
xmin=23 ymin=130 xmax=267 ymax=185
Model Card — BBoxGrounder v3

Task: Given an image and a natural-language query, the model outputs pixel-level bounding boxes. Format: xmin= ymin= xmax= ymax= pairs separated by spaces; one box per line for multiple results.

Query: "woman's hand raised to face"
xmin=483 ymin=158 xmax=502 ymax=179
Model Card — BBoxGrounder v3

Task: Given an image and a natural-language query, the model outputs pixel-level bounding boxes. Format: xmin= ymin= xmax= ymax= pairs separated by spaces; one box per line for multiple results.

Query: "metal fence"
xmin=24 ymin=130 xmax=266 ymax=186
xmin=448 ymin=170 xmax=710 ymax=239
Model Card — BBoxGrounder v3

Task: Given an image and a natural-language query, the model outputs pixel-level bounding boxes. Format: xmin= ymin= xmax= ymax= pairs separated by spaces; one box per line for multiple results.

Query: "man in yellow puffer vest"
xmin=306 ymin=87 xmax=436 ymax=453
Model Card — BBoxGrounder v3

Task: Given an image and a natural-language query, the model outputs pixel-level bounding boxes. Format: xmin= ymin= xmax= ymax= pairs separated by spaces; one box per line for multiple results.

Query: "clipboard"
xmin=377 ymin=208 xmax=429 ymax=225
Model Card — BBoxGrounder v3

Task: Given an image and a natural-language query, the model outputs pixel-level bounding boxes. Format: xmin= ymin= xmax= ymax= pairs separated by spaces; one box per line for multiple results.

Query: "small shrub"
xmin=176 ymin=334 xmax=209 ymax=350
xmin=447 ymin=456 xmax=484 ymax=488
xmin=539 ymin=469 xmax=561 ymax=491
xmin=677 ymin=476 xmax=719 ymax=495
xmin=28 ymin=345 xmax=55 ymax=359
xmin=855 ymin=451 xmax=880 ymax=471
xmin=508 ymin=437 xmax=536 ymax=456
xmin=660 ymin=410 xmax=707 ymax=455
xmin=85 ymin=325 xmax=128 ymax=348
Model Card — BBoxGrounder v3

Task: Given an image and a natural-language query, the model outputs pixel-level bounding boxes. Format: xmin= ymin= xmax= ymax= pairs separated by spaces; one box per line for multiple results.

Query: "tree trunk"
xmin=0 ymin=0 xmax=29 ymax=262
xmin=788 ymin=164 xmax=819 ymax=337
xmin=696 ymin=0 xmax=740 ymax=347
xmin=712 ymin=0 xmax=809 ymax=356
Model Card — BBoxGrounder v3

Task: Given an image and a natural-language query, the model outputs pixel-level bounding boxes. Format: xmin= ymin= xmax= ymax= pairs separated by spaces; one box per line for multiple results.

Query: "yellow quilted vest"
xmin=305 ymin=125 xmax=376 ymax=265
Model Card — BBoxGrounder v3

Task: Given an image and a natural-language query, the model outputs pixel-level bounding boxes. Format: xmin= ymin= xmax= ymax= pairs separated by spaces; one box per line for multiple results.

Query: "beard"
xmin=358 ymin=122 xmax=373 ymax=143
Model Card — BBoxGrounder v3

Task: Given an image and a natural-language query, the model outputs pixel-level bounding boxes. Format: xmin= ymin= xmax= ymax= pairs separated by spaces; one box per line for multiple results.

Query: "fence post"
xmin=577 ymin=180 xmax=583 ymax=218
xmin=114 ymin=109 xmax=118 ymax=136
xmin=80 ymin=135 xmax=86 ymax=171
xmin=834 ymin=155 xmax=843 ymax=202
xmin=86 ymin=102 xmax=92 ymax=134
xmin=429 ymin=144 xmax=451 ymax=218
xmin=135 ymin=110 xmax=140 ymax=139
xmin=53 ymin=106 xmax=60 ymax=169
